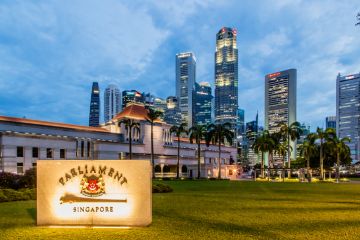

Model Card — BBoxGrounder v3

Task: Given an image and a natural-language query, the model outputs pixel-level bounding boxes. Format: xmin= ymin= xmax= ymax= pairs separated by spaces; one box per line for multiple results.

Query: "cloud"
xmin=0 ymin=0 xmax=170 ymax=123
xmin=0 ymin=0 xmax=359 ymax=130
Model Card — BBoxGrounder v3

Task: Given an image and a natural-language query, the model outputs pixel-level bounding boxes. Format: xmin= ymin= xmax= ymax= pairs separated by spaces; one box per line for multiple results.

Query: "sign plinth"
xmin=37 ymin=160 xmax=152 ymax=227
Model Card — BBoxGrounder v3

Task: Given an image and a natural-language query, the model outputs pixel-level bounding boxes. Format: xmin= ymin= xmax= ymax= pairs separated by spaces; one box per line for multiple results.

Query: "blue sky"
xmin=0 ymin=0 xmax=359 ymax=130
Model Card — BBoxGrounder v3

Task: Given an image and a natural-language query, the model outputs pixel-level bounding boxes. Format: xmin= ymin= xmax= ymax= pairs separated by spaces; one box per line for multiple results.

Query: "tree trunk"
xmin=218 ymin=142 xmax=221 ymax=179
xmin=287 ymin=134 xmax=291 ymax=178
xmin=320 ymin=139 xmax=324 ymax=180
xmin=282 ymin=155 xmax=285 ymax=182
xmin=307 ymin=155 xmax=311 ymax=183
xmin=261 ymin=152 xmax=264 ymax=178
xmin=129 ymin=126 xmax=132 ymax=160
xmin=268 ymin=153 xmax=272 ymax=181
xmin=151 ymin=123 xmax=155 ymax=179
xmin=197 ymin=141 xmax=201 ymax=179
xmin=177 ymin=136 xmax=180 ymax=179
xmin=288 ymin=134 xmax=291 ymax=168
xmin=336 ymin=151 xmax=340 ymax=183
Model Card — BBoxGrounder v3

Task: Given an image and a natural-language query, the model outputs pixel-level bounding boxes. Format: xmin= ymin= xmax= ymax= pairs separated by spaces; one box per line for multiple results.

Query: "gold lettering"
xmin=121 ymin=177 xmax=127 ymax=185
xmin=65 ymin=173 xmax=72 ymax=182
xmin=108 ymin=168 xmax=114 ymax=177
xmin=59 ymin=177 xmax=65 ymax=185
xmin=78 ymin=166 xmax=84 ymax=174
xmin=99 ymin=166 xmax=106 ymax=175
xmin=70 ymin=168 xmax=77 ymax=177
xmin=114 ymin=171 xmax=123 ymax=181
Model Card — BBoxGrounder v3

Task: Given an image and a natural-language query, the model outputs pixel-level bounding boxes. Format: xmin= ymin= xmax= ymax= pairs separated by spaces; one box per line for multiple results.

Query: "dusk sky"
xmin=0 ymin=0 xmax=359 ymax=130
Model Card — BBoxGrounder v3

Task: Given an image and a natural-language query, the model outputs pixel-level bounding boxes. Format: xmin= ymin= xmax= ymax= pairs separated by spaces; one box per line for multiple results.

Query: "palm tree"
xmin=299 ymin=133 xmax=317 ymax=182
xmin=189 ymin=124 xmax=208 ymax=179
xmin=252 ymin=130 xmax=274 ymax=178
xmin=276 ymin=141 xmax=291 ymax=181
xmin=315 ymin=127 xmax=334 ymax=179
xmin=146 ymin=108 xmax=163 ymax=179
xmin=119 ymin=118 xmax=140 ymax=160
xmin=328 ymin=134 xmax=351 ymax=183
xmin=206 ymin=123 xmax=234 ymax=179
xmin=170 ymin=123 xmax=188 ymax=179
xmin=279 ymin=122 xmax=303 ymax=169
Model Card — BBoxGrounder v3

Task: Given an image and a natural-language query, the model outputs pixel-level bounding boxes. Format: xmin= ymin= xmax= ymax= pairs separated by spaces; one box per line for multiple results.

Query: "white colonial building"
xmin=0 ymin=104 xmax=238 ymax=179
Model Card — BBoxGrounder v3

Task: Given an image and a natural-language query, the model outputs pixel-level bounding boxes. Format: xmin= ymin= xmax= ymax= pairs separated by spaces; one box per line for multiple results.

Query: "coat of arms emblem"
xmin=80 ymin=175 xmax=105 ymax=197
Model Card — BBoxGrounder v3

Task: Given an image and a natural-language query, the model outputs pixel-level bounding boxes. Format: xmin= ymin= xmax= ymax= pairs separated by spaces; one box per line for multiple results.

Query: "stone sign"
xmin=37 ymin=160 xmax=152 ymax=226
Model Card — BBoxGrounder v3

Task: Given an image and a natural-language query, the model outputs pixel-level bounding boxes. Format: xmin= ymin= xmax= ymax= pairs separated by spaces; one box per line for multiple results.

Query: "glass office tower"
xmin=214 ymin=27 xmax=238 ymax=130
xmin=176 ymin=52 xmax=196 ymax=127
xmin=89 ymin=82 xmax=100 ymax=127
xmin=336 ymin=73 xmax=360 ymax=162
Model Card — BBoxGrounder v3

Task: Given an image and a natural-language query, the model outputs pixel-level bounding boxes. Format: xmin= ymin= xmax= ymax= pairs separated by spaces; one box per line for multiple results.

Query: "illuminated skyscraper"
xmin=194 ymin=82 xmax=213 ymax=125
xmin=214 ymin=27 xmax=238 ymax=129
xmin=122 ymin=90 xmax=143 ymax=108
xmin=237 ymin=108 xmax=245 ymax=136
xmin=265 ymin=69 xmax=297 ymax=159
xmin=89 ymin=82 xmax=100 ymax=127
xmin=104 ymin=84 xmax=121 ymax=123
xmin=336 ymin=73 xmax=360 ymax=162
xmin=176 ymin=52 xmax=196 ymax=127
xmin=164 ymin=96 xmax=182 ymax=126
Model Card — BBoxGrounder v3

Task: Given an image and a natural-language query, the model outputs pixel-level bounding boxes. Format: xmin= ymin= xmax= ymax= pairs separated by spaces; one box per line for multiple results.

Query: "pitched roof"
xmin=113 ymin=103 xmax=162 ymax=122
xmin=0 ymin=116 xmax=109 ymax=133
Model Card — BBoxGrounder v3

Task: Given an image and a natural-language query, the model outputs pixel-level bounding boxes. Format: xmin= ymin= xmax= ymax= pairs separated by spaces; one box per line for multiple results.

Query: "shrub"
xmin=19 ymin=188 xmax=36 ymax=200
xmin=152 ymin=183 xmax=173 ymax=193
xmin=19 ymin=168 xmax=36 ymax=188
xmin=0 ymin=172 xmax=22 ymax=189
xmin=1 ymin=189 xmax=30 ymax=202
xmin=0 ymin=191 xmax=8 ymax=202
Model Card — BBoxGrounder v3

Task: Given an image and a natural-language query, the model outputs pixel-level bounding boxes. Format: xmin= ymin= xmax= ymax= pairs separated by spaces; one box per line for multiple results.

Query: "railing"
xmin=155 ymin=173 xmax=188 ymax=178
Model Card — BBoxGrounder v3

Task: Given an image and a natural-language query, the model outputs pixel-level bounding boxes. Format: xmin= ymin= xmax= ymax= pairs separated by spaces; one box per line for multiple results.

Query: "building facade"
xmin=265 ymin=69 xmax=297 ymax=159
xmin=104 ymin=84 xmax=121 ymax=123
xmin=194 ymin=82 xmax=213 ymax=125
xmin=0 ymin=105 xmax=238 ymax=178
xmin=336 ymin=73 xmax=360 ymax=162
xmin=326 ymin=116 xmax=336 ymax=130
xmin=122 ymin=90 xmax=143 ymax=109
xmin=153 ymin=97 xmax=167 ymax=113
xmin=164 ymin=96 xmax=182 ymax=126
xmin=176 ymin=52 xmax=196 ymax=127
xmin=245 ymin=116 xmax=259 ymax=166
xmin=214 ymin=27 xmax=238 ymax=130
xmin=89 ymin=82 xmax=100 ymax=127
xmin=237 ymin=108 xmax=245 ymax=136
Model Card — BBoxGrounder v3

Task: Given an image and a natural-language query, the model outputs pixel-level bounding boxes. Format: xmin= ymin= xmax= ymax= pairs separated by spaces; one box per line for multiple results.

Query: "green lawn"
xmin=1 ymin=181 xmax=360 ymax=239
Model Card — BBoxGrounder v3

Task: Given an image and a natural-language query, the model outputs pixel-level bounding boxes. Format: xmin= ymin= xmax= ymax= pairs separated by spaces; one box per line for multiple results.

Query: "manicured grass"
xmin=2 ymin=181 xmax=360 ymax=239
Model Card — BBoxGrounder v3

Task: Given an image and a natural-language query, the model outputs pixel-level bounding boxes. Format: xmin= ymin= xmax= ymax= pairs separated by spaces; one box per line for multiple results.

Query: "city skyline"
xmin=0 ymin=1 xmax=359 ymax=130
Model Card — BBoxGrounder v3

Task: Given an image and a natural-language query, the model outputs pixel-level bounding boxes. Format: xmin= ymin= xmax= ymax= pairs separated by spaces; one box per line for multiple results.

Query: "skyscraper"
xmin=265 ymin=69 xmax=297 ymax=159
xmin=325 ymin=116 xmax=336 ymax=130
xmin=336 ymin=73 xmax=360 ymax=162
xmin=164 ymin=96 xmax=182 ymax=126
xmin=89 ymin=82 xmax=100 ymax=127
xmin=245 ymin=113 xmax=259 ymax=165
xmin=176 ymin=52 xmax=196 ymax=127
xmin=153 ymin=97 xmax=167 ymax=113
xmin=237 ymin=109 xmax=245 ymax=136
xmin=122 ymin=90 xmax=143 ymax=108
xmin=214 ymin=27 xmax=238 ymax=129
xmin=194 ymin=82 xmax=213 ymax=125
xmin=104 ymin=84 xmax=121 ymax=123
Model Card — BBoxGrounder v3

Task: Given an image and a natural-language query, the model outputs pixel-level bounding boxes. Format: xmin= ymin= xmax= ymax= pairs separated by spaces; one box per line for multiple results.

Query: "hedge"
xmin=0 ymin=188 xmax=36 ymax=202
